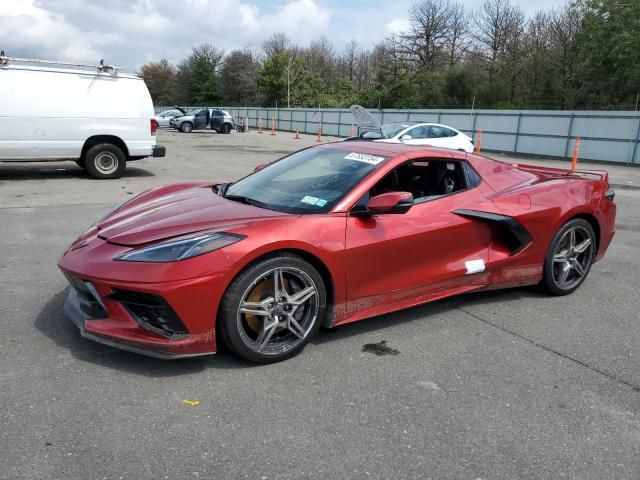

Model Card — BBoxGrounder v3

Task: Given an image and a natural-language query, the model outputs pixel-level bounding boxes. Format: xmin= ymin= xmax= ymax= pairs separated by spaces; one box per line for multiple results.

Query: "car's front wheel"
xmin=219 ymin=254 xmax=326 ymax=363
xmin=542 ymin=218 xmax=596 ymax=295
xmin=181 ymin=122 xmax=193 ymax=133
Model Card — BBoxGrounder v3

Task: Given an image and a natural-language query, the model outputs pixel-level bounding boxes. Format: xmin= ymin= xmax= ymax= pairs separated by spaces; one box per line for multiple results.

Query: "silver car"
xmin=154 ymin=107 xmax=189 ymax=128
xmin=170 ymin=108 xmax=236 ymax=134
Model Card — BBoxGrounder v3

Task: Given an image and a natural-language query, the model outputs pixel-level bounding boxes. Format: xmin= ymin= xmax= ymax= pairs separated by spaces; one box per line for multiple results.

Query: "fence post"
xmin=564 ymin=113 xmax=575 ymax=158
xmin=438 ymin=110 xmax=442 ymax=123
xmin=514 ymin=112 xmax=522 ymax=153
xmin=338 ymin=110 xmax=342 ymax=137
xmin=631 ymin=115 xmax=640 ymax=165
xmin=380 ymin=110 xmax=385 ymax=125
xmin=304 ymin=110 xmax=308 ymax=135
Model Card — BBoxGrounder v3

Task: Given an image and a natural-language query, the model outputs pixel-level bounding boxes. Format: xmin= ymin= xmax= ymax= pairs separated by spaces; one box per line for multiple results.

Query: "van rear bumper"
xmin=152 ymin=145 xmax=166 ymax=157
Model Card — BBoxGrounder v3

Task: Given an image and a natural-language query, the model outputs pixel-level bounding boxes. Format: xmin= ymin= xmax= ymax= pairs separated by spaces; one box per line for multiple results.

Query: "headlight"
xmin=115 ymin=232 xmax=245 ymax=263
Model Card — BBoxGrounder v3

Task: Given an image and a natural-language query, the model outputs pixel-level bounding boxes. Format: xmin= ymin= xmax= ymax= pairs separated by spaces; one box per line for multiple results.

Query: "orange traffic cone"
xmin=350 ymin=122 xmax=355 ymax=137
xmin=245 ymin=117 xmax=249 ymax=132
xmin=294 ymin=130 xmax=301 ymax=139
xmin=316 ymin=122 xmax=322 ymax=142
xmin=571 ymin=136 xmax=581 ymax=171
xmin=474 ymin=129 xmax=482 ymax=154
xmin=258 ymin=117 xmax=263 ymax=133
xmin=270 ymin=117 xmax=276 ymax=136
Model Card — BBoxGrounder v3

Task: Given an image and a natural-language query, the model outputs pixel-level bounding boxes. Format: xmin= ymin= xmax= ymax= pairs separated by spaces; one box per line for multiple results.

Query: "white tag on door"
xmin=465 ymin=259 xmax=485 ymax=274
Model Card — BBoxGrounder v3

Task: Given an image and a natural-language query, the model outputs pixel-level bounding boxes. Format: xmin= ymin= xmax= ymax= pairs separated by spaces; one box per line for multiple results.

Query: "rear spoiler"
xmin=513 ymin=163 xmax=610 ymax=184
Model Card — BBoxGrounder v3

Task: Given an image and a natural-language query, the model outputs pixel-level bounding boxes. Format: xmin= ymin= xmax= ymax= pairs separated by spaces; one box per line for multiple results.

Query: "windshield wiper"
xmin=223 ymin=194 xmax=270 ymax=209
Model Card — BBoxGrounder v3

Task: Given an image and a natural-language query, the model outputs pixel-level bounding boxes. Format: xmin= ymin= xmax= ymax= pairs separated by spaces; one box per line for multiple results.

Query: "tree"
xmin=220 ymin=48 xmax=260 ymax=106
xmin=574 ymin=0 xmax=640 ymax=107
xmin=138 ymin=59 xmax=176 ymax=105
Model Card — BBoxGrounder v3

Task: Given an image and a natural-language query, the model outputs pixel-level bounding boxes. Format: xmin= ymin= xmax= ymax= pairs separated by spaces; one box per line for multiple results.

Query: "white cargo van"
xmin=0 ymin=56 xmax=165 ymax=179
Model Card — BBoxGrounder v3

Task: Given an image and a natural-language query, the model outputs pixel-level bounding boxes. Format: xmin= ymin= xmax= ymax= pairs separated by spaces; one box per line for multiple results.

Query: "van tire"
xmin=181 ymin=122 xmax=193 ymax=133
xmin=84 ymin=143 xmax=126 ymax=179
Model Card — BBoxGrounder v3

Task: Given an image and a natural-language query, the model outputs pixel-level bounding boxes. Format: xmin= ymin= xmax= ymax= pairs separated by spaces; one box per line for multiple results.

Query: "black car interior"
xmin=369 ymin=160 xmax=468 ymax=202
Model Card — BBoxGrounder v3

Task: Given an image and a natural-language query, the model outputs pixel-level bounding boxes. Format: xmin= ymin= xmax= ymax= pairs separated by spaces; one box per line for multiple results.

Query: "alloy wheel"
xmin=551 ymin=225 xmax=594 ymax=290
xmin=236 ymin=267 xmax=319 ymax=356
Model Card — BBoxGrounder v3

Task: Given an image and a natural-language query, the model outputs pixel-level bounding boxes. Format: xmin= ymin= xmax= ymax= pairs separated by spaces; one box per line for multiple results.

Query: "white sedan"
xmin=154 ymin=108 xmax=189 ymax=128
xmin=369 ymin=122 xmax=475 ymax=153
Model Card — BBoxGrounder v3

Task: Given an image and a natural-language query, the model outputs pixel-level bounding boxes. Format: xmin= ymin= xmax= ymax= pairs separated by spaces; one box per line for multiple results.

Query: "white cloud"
xmin=0 ymin=0 xmax=570 ymax=71
xmin=385 ymin=18 xmax=411 ymax=35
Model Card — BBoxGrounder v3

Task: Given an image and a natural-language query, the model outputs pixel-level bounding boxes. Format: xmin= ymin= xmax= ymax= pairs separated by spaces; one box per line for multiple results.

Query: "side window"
xmin=464 ymin=162 xmax=482 ymax=187
xmin=407 ymin=126 xmax=429 ymax=139
xmin=368 ymin=159 xmax=471 ymax=202
xmin=196 ymin=110 xmax=208 ymax=117
xmin=427 ymin=126 xmax=450 ymax=138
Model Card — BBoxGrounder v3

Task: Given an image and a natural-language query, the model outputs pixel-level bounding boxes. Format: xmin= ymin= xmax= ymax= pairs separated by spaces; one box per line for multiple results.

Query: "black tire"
xmin=83 ymin=143 xmax=126 ymax=179
xmin=75 ymin=159 xmax=85 ymax=169
xmin=221 ymin=123 xmax=231 ymax=134
xmin=542 ymin=218 xmax=596 ymax=296
xmin=219 ymin=253 xmax=326 ymax=364
xmin=181 ymin=122 xmax=193 ymax=133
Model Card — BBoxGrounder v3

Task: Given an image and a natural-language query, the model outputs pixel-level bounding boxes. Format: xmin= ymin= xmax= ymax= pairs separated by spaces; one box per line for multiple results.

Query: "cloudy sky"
xmin=2 ymin=0 xmax=563 ymax=72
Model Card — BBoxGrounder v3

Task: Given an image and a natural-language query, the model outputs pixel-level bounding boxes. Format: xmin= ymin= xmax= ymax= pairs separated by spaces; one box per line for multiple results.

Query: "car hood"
xmin=96 ymin=183 xmax=291 ymax=246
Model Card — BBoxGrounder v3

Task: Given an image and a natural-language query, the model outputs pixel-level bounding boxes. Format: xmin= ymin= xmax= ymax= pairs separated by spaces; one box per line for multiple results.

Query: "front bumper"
xmin=58 ymin=237 xmax=233 ymax=358
xmin=64 ymin=288 xmax=211 ymax=359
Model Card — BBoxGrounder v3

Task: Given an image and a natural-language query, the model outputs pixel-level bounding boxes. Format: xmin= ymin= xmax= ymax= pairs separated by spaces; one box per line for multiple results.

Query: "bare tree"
xmin=548 ymin=2 xmax=584 ymax=108
xmin=473 ymin=0 xmax=523 ymax=80
xmin=190 ymin=43 xmax=224 ymax=71
xmin=445 ymin=2 xmax=470 ymax=66
xmin=262 ymin=32 xmax=290 ymax=58
xmin=400 ymin=0 xmax=452 ymax=71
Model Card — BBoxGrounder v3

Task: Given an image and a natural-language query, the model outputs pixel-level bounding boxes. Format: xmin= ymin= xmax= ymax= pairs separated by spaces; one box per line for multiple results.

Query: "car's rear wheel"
xmin=181 ymin=122 xmax=193 ymax=133
xmin=542 ymin=218 xmax=596 ymax=295
xmin=84 ymin=143 xmax=126 ymax=179
xmin=219 ymin=254 xmax=326 ymax=363
xmin=221 ymin=123 xmax=231 ymax=134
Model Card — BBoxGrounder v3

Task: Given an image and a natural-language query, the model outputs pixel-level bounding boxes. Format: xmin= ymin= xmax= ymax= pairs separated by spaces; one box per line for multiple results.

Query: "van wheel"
xmin=84 ymin=144 xmax=126 ymax=179
xmin=181 ymin=122 xmax=193 ymax=133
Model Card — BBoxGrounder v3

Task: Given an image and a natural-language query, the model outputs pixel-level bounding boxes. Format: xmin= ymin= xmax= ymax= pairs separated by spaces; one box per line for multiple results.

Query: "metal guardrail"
xmin=155 ymin=106 xmax=640 ymax=165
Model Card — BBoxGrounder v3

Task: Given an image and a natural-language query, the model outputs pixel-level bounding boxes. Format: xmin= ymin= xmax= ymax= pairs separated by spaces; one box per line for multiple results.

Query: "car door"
xmin=345 ymin=160 xmax=493 ymax=313
xmin=210 ymin=110 xmax=223 ymax=131
xmin=427 ymin=126 xmax=461 ymax=149
xmin=399 ymin=125 xmax=431 ymax=145
xmin=194 ymin=110 xmax=209 ymax=129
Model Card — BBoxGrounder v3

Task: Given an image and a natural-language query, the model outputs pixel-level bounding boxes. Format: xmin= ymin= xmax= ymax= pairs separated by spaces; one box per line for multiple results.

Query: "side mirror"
xmin=352 ymin=191 xmax=414 ymax=216
xmin=400 ymin=134 xmax=413 ymax=141
xmin=254 ymin=162 xmax=270 ymax=172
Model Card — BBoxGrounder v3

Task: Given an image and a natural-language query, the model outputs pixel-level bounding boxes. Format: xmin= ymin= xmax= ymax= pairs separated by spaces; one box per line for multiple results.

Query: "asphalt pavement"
xmin=1 ymin=130 xmax=638 ymax=480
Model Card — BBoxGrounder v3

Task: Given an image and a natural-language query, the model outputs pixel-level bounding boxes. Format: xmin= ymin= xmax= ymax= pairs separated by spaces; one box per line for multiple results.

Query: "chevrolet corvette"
xmin=58 ymin=141 xmax=616 ymax=363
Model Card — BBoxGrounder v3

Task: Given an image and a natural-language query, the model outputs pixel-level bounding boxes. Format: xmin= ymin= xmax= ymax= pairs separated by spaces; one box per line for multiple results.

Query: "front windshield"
xmin=225 ymin=147 xmax=387 ymax=214
xmin=381 ymin=123 xmax=414 ymax=138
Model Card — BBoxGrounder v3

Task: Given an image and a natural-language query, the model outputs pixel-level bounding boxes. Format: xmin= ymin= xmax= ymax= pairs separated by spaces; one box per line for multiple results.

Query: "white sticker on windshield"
xmin=301 ymin=195 xmax=319 ymax=205
xmin=316 ymin=199 xmax=328 ymax=207
xmin=344 ymin=152 xmax=385 ymax=165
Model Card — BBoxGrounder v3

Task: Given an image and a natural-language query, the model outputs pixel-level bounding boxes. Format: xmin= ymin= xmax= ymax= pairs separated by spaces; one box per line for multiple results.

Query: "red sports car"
xmin=58 ymin=141 xmax=616 ymax=363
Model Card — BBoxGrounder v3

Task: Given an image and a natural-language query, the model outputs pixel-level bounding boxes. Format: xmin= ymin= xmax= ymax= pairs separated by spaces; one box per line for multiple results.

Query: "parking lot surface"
xmin=1 ymin=130 xmax=639 ymax=480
